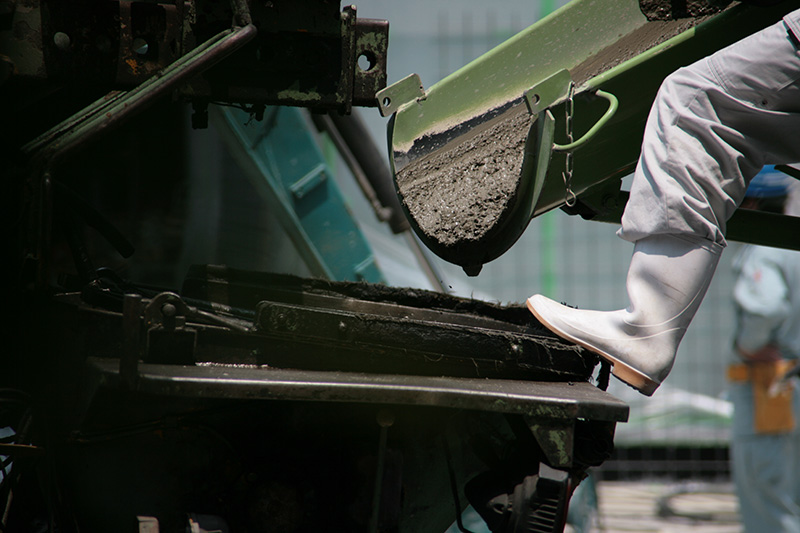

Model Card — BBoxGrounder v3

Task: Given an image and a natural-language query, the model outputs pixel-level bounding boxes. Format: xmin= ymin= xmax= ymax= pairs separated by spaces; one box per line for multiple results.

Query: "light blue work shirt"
xmin=732 ymin=244 xmax=800 ymax=361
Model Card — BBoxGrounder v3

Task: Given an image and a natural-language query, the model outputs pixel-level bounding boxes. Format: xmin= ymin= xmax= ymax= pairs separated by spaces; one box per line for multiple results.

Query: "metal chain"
xmin=562 ymin=83 xmax=577 ymax=207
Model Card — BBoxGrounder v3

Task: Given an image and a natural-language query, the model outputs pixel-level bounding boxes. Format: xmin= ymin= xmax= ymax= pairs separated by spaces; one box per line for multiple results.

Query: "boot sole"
xmin=527 ymin=299 xmax=659 ymax=396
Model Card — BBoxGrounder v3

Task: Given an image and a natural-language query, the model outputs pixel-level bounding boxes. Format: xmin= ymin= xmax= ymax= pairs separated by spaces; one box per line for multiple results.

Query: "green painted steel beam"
xmin=384 ymin=0 xmax=648 ymax=154
xmin=532 ymin=0 xmax=800 ymax=219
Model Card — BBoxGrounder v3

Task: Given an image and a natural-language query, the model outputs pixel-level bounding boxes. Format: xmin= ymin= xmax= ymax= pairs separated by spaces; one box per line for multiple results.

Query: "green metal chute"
xmin=380 ymin=0 xmax=800 ymax=273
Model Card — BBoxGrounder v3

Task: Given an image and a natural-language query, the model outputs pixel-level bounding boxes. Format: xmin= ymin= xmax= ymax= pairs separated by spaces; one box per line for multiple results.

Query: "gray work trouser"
xmin=619 ymin=9 xmax=800 ymax=246
xmin=730 ymin=382 xmax=800 ymax=533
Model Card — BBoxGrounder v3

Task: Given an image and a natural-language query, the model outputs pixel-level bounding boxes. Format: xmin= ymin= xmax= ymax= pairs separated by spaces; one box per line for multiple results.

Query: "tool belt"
xmin=728 ymin=360 xmax=796 ymax=434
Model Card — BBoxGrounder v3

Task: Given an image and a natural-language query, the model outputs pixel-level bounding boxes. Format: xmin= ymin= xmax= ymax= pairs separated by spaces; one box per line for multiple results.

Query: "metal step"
xmin=87 ymin=357 xmax=628 ymax=423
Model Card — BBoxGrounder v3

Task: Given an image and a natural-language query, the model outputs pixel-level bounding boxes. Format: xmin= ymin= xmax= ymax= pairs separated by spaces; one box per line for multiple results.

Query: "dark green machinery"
xmin=13 ymin=0 xmax=796 ymax=531
xmin=1 ymin=1 xmax=628 ymax=532
xmin=10 ymin=0 xmax=799 ymax=531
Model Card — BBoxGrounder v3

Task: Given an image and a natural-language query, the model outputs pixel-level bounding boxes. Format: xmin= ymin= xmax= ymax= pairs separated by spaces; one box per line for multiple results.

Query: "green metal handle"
xmin=552 ymin=90 xmax=618 ymax=152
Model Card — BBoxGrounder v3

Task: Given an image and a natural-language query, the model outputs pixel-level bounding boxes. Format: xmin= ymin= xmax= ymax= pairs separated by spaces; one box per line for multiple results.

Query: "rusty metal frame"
xmin=22 ymin=24 xmax=257 ymax=164
xmin=19 ymin=23 xmax=257 ymax=288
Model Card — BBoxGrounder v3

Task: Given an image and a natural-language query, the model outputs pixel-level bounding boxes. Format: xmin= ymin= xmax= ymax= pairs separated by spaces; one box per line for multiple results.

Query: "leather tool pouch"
xmin=751 ymin=360 xmax=795 ymax=434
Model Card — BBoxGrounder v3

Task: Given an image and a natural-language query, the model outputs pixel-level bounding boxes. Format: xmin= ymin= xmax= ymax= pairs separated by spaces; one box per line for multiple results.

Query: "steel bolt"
xmin=53 ymin=32 xmax=71 ymax=51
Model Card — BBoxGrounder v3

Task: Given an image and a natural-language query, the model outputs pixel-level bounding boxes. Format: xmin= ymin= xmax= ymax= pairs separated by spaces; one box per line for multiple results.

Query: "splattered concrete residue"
xmin=639 ymin=0 xmax=729 ymax=21
xmin=571 ymin=1 xmax=733 ymax=85
xmin=571 ymin=17 xmax=704 ymax=85
xmin=395 ymin=104 xmax=531 ymax=249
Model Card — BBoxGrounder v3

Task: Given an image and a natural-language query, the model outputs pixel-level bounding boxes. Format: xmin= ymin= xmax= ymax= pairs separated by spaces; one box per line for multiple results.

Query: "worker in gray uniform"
xmin=527 ymin=7 xmax=800 ymax=396
xmin=726 ymin=167 xmax=800 ymax=533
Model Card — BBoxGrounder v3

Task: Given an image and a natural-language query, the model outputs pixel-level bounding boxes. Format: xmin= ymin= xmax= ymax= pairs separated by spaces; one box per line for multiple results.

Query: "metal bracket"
xmin=144 ymin=292 xmax=190 ymax=331
xmin=120 ymin=293 xmax=143 ymax=389
xmin=121 ymin=291 xmax=198 ymax=385
xmin=144 ymin=292 xmax=197 ymax=365
xmin=523 ymin=69 xmax=573 ymax=116
xmin=353 ymin=18 xmax=390 ymax=107
xmin=376 ymin=73 xmax=425 ymax=117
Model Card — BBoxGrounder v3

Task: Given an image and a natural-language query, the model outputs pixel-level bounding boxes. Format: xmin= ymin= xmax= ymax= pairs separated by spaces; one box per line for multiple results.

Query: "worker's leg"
xmin=730 ymin=382 xmax=800 ymax=533
xmin=528 ymin=13 xmax=800 ymax=395
xmin=620 ymin=10 xmax=800 ymax=245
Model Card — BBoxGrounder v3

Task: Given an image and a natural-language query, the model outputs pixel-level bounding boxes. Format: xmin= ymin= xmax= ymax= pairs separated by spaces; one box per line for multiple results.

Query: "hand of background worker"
xmin=737 ymin=343 xmax=783 ymax=363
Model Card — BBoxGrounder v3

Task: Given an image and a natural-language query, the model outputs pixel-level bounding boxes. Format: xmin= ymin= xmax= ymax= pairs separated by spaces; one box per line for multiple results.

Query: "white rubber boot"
xmin=527 ymin=234 xmax=723 ymax=396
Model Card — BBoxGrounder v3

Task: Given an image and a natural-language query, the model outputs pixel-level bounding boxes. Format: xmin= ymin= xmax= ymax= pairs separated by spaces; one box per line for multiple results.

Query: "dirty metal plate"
xmin=253 ymin=298 xmax=591 ymax=381
xmin=88 ymin=358 xmax=628 ymax=423
xmin=181 ymin=267 xmax=598 ymax=382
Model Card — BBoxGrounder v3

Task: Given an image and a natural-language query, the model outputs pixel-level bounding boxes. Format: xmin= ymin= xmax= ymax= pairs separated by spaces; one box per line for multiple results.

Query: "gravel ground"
xmin=447 ymin=479 xmax=742 ymax=533
xmin=571 ymin=480 xmax=741 ymax=533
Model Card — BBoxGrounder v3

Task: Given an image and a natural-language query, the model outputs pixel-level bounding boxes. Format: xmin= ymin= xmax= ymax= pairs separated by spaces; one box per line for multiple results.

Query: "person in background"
xmin=527 ymin=8 xmax=800 ymax=396
xmin=727 ymin=167 xmax=800 ymax=533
